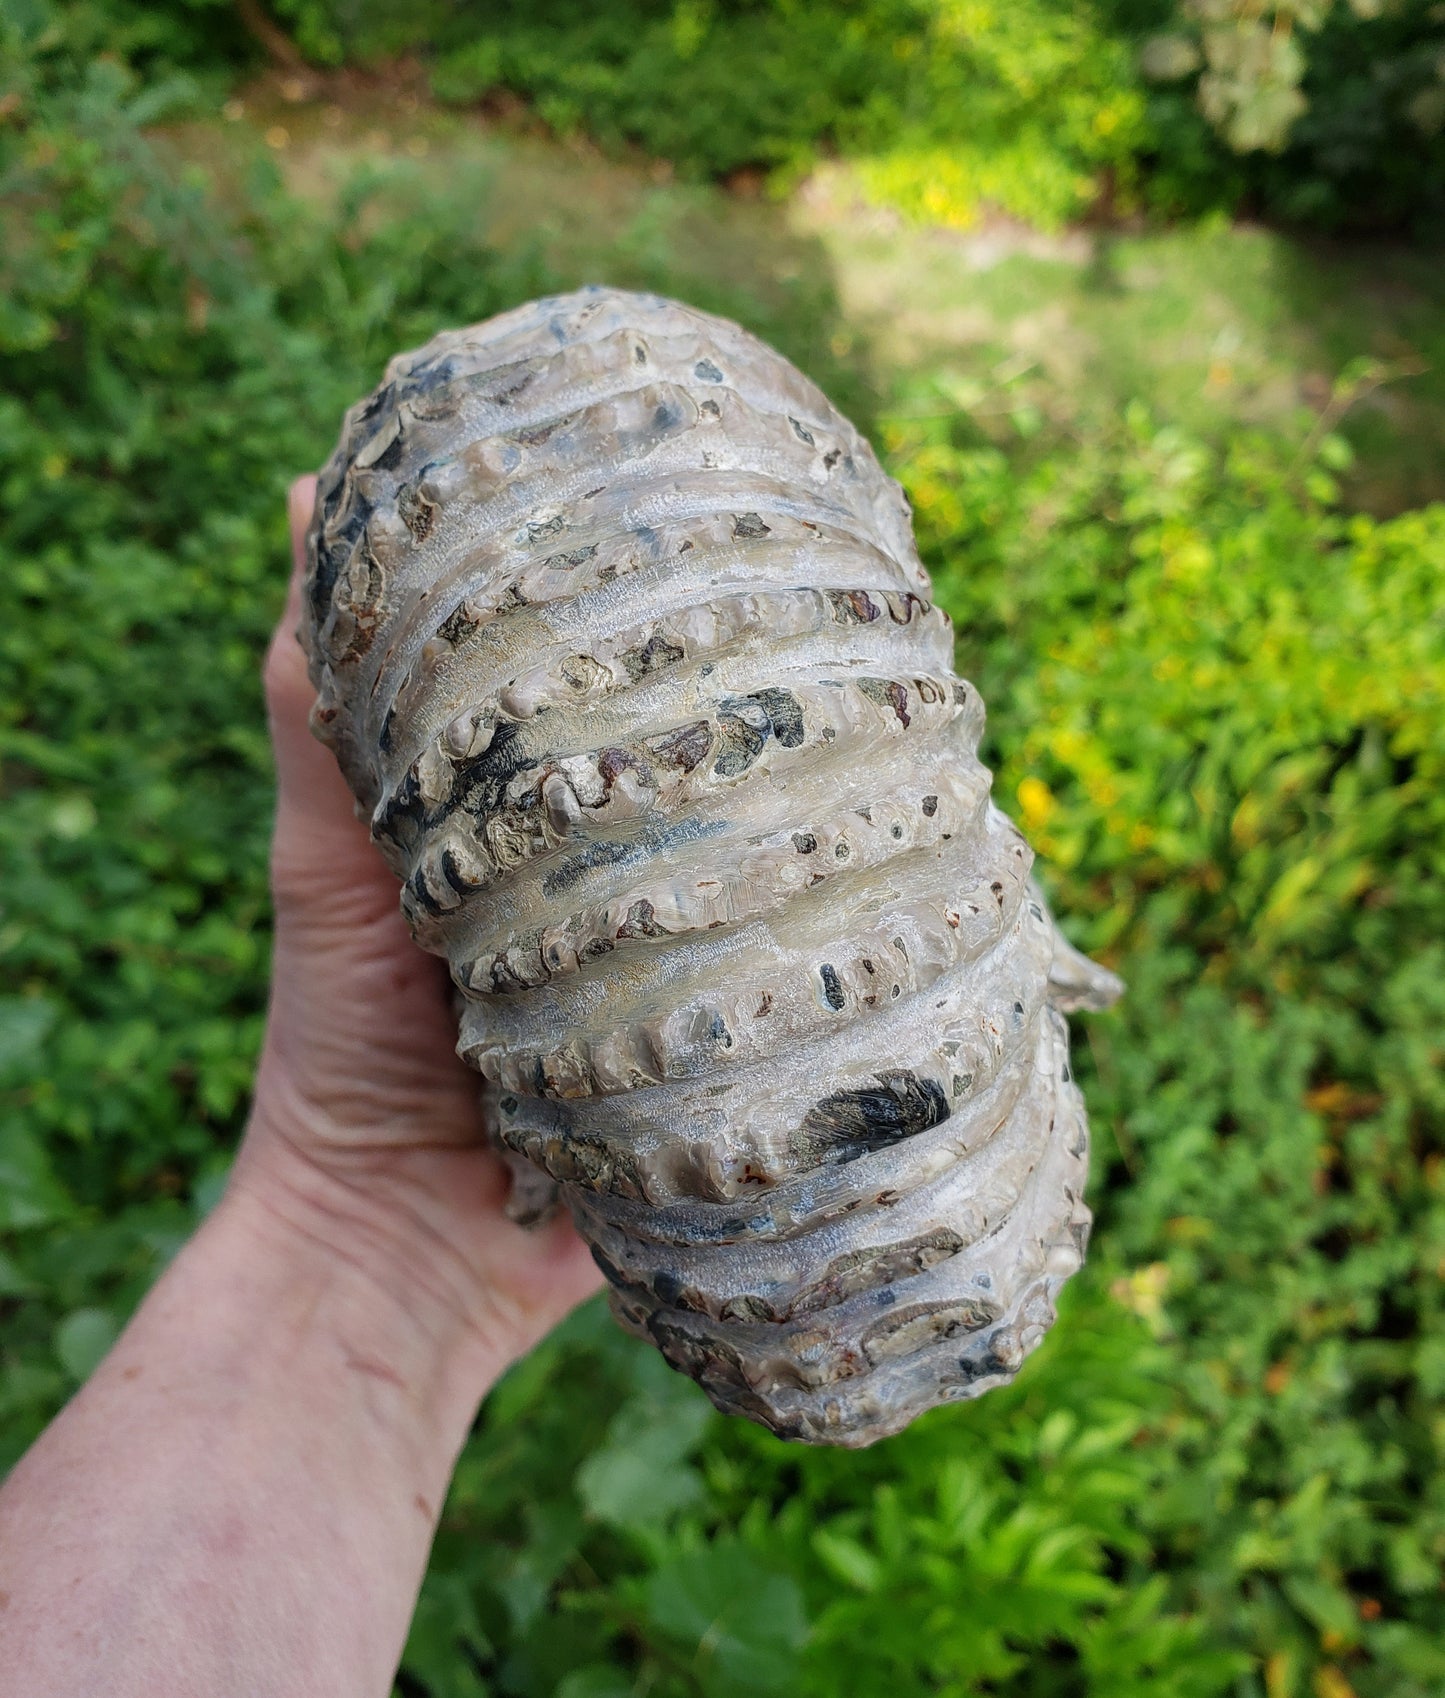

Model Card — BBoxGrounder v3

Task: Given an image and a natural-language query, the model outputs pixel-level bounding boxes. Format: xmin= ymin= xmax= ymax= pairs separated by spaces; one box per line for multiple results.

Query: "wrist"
xmin=229 ymin=1054 xmax=602 ymax=1421
xmin=0 ymin=1128 xmax=502 ymax=1698
xmin=219 ymin=1129 xmax=513 ymax=1450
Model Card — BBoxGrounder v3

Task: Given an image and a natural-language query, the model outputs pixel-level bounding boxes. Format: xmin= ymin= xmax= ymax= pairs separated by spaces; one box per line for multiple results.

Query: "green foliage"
xmin=263 ymin=0 xmax=1146 ymax=232
xmin=271 ymin=0 xmax=1445 ymax=231
xmin=0 ymin=0 xmax=252 ymax=82
xmin=3 ymin=16 xmax=1444 ymax=1698
xmin=420 ymin=1283 xmax=1227 ymax=1697
xmin=1139 ymin=0 xmax=1445 ymax=228
xmin=29 ymin=0 xmax=1445 ymax=230
xmin=888 ymin=385 xmax=1445 ymax=1695
xmin=0 ymin=5 xmax=557 ymax=1460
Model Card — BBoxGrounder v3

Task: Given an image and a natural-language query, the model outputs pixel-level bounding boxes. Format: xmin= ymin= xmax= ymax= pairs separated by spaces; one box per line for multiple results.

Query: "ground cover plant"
xmin=2 ymin=10 xmax=1443 ymax=1697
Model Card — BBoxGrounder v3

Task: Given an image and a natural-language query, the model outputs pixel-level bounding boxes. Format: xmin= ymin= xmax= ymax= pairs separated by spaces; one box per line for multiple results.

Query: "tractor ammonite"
xmin=301 ymin=286 xmax=1122 ymax=1446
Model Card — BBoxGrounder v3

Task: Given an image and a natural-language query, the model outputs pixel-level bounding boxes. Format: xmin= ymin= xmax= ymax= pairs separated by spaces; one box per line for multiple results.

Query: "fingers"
xmin=262 ymin=475 xmax=317 ymax=706
xmin=287 ymin=474 xmax=317 ymax=577
xmin=263 ymin=475 xmax=335 ymax=803
xmin=265 ymin=475 xmax=390 ymax=903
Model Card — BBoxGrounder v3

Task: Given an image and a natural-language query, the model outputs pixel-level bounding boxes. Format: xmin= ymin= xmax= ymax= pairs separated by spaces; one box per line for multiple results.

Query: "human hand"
xmin=232 ymin=474 xmax=601 ymax=1388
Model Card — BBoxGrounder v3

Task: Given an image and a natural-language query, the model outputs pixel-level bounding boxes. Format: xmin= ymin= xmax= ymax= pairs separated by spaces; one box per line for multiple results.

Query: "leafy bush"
xmin=32 ymin=0 xmax=1445 ymax=229
xmin=0 ymin=7 xmax=559 ymax=1450
xmin=273 ymin=0 xmax=1445 ymax=231
xmin=891 ymin=389 xmax=1445 ymax=1694
xmin=3 ymin=16 xmax=1444 ymax=1698
xmin=280 ymin=0 xmax=1151 ymax=232
xmin=1139 ymin=0 xmax=1445 ymax=229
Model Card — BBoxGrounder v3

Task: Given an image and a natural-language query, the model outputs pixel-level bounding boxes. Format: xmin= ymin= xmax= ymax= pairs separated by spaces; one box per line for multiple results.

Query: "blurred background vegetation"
xmin=2 ymin=3 xmax=1443 ymax=1696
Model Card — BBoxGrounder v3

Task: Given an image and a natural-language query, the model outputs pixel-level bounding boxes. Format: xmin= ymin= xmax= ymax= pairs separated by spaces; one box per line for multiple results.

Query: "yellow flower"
xmin=1017 ymin=776 xmax=1055 ymax=832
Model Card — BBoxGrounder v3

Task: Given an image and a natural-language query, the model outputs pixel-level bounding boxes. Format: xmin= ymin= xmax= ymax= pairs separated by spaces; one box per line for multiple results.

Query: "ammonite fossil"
xmin=302 ymin=287 xmax=1122 ymax=1446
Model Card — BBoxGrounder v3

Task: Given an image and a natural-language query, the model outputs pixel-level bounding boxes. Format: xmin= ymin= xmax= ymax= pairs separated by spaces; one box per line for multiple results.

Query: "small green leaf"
xmin=644 ymin=1541 xmax=807 ymax=1695
xmin=399 ymin=1572 xmax=492 ymax=1698
xmin=55 ymin=1308 xmax=120 ymax=1381
xmin=576 ymin=1439 xmax=705 ymax=1530
xmin=576 ymin=1357 xmax=714 ymax=1531
xmin=811 ymin=1528 xmax=882 ymax=1592
xmin=0 ymin=1120 xmax=74 ymax=1229
xmin=0 ymin=996 xmax=58 ymax=1080
xmin=1283 ymin=1573 xmax=1358 ymax=1643
xmin=0 ymin=1247 xmax=33 ymax=1297
xmin=47 ymin=794 xmax=98 ymax=839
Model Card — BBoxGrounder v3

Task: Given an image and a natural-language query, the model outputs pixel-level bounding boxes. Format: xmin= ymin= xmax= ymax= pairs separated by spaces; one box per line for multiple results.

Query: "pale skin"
xmin=0 ymin=477 xmax=602 ymax=1697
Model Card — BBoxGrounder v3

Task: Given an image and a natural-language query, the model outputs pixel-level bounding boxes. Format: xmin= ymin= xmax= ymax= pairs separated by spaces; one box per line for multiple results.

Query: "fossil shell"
xmin=302 ymin=287 xmax=1122 ymax=1446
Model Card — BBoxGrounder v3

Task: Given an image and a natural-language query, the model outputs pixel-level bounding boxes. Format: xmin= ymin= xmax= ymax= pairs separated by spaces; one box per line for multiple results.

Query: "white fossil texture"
xmin=302 ymin=287 xmax=1122 ymax=1445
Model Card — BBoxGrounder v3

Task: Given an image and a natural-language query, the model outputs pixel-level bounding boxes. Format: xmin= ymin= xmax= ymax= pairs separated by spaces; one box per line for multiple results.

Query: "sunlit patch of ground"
xmin=171 ymin=66 xmax=1445 ymax=513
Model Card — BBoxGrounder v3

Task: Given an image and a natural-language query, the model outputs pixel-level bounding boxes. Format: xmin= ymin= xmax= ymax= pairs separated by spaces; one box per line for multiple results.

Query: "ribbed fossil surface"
xmin=302 ymin=287 xmax=1122 ymax=1445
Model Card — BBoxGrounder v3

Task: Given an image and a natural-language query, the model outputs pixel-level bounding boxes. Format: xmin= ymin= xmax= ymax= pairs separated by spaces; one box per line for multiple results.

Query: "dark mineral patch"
xmin=370 ymin=428 xmax=406 ymax=474
xmin=541 ymin=836 xmax=636 ymax=895
xmin=857 ymin=677 xmax=912 ymax=728
xmin=484 ymin=369 xmax=535 ymax=407
xmin=513 ymin=420 xmax=558 ymax=448
xmin=398 ymin=353 xmax=459 ymax=403
xmin=397 ymin=478 xmax=437 ymax=542
xmin=597 ymin=746 xmax=643 ymax=786
xmin=618 ymin=898 xmax=666 ymax=940
xmin=796 ymin=1071 xmax=951 ymax=1166
xmin=310 ymin=488 xmax=375 ymax=628
xmin=436 ymin=599 xmax=481 ymax=645
xmin=647 ymin=719 xmax=713 ymax=773
xmin=438 ymin=845 xmax=477 ymax=899
xmin=543 ymin=543 xmax=599 ymax=572
xmin=621 ymin=630 xmax=687 ymax=682
xmin=793 ymin=1228 xmax=968 ymax=1319
xmin=828 ymin=588 xmax=880 ymax=625
xmin=751 ymin=686 xmax=806 ymax=748
xmin=540 ymin=814 xmax=728 ymax=898
xmin=712 ymin=696 xmax=772 ymax=777
xmin=454 ymin=719 xmax=529 ymax=812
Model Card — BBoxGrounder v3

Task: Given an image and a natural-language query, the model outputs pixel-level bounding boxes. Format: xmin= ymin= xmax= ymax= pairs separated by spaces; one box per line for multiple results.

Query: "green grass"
xmin=812 ymin=210 xmax=1445 ymax=516
xmin=2 ymin=41 xmax=1444 ymax=1698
